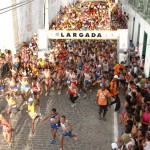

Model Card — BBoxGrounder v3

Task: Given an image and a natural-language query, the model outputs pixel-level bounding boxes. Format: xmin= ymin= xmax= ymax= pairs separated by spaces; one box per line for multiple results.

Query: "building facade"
xmin=120 ymin=0 xmax=150 ymax=77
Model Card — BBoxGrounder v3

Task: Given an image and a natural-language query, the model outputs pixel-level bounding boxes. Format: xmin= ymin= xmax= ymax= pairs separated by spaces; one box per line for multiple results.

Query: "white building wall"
xmin=0 ymin=0 xmax=77 ymax=54
xmin=14 ymin=0 xmax=45 ymax=47
xmin=121 ymin=0 xmax=150 ymax=77
xmin=0 ymin=0 xmax=15 ymax=53
xmin=0 ymin=0 xmax=45 ymax=53
xmin=48 ymin=0 xmax=62 ymax=22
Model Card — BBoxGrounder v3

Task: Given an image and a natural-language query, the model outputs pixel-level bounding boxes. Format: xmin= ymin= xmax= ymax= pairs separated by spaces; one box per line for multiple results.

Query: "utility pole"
xmin=45 ymin=0 xmax=49 ymax=30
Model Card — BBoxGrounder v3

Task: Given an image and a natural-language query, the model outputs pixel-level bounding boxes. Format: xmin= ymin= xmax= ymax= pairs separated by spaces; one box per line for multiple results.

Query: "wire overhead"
xmin=0 ymin=0 xmax=34 ymax=15
xmin=0 ymin=0 xmax=29 ymax=11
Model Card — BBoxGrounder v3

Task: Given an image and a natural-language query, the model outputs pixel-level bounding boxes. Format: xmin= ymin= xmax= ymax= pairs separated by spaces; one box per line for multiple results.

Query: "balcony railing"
xmin=128 ymin=0 xmax=150 ymax=20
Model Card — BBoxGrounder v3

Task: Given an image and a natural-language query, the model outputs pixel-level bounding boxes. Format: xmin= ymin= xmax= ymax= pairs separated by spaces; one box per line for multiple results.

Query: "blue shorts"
xmin=0 ymin=86 xmax=4 ymax=91
xmin=11 ymin=86 xmax=18 ymax=91
xmin=78 ymin=66 xmax=83 ymax=70
xmin=95 ymin=75 xmax=100 ymax=80
xmin=50 ymin=123 xmax=61 ymax=129
xmin=62 ymin=131 xmax=72 ymax=137
xmin=11 ymin=106 xmax=17 ymax=111
xmin=84 ymin=80 xmax=90 ymax=85
xmin=63 ymin=78 xmax=68 ymax=82
xmin=13 ymin=64 xmax=19 ymax=69
xmin=21 ymin=86 xmax=30 ymax=92
xmin=77 ymin=74 xmax=80 ymax=79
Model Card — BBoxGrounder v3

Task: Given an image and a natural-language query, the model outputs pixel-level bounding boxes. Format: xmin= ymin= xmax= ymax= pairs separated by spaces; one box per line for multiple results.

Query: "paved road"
xmin=0 ymin=86 xmax=115 ymax=150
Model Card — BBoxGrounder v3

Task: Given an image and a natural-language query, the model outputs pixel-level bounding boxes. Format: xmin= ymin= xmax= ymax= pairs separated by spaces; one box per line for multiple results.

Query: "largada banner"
xmin=48 ymin=30 xmax=119 ymax=39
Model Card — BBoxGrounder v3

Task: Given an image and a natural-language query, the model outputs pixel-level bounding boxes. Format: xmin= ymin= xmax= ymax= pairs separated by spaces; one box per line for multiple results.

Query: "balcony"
xmin=128 ymin=0 xmax=150 ymax=21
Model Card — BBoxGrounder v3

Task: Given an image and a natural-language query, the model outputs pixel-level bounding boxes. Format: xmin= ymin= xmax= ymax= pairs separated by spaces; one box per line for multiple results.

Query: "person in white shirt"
xmin=143 ymin=131 xmax=150 ymax=150
xmin=123 ymin=50 xmax=129 ymax=67
xmin=132 ymin=63 xmax=138 ymax=75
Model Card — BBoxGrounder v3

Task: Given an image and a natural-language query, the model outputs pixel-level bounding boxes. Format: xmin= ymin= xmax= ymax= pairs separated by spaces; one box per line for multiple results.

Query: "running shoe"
xmin=51 ymin=87 xmax=54 ymax=90
xmin=71 ymin=103 xmax=76 ymax=107
xmin=50 ymin=139 xmax=55 ymax=144
xmin=84 ymin=94 xmax=87 ymax=98
xmin=102 ymin=117 xmax=106 ymax=121
xmin=58 ymin=91 xmax=61 ymax=95
xmin=45 ymin=92 xmax=48 ymax=96
xmin=74 ymin=134 xmax=78 ymax=140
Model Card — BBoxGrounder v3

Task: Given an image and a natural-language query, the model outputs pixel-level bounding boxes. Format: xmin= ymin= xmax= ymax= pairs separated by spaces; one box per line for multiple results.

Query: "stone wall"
xmin=0 ymin=0 xmax=45 ymax=54
xmin=0 ymin=0 xmax=77 ymax=54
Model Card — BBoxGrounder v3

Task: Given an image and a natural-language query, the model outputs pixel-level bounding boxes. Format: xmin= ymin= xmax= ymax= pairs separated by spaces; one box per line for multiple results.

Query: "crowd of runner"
xmin=0 ymin=1 xmax=149 ymax=150
xmin=50 ymin=0 xmax=128 ymax=30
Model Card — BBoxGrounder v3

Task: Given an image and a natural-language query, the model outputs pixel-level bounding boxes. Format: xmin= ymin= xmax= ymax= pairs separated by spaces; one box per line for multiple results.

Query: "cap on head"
xmin=111 ymin=143 xmax=118 ymax=150
xmin=114 ymin=75 xmax=119 ymax=79
xmin=28 ymin=98 xmax=34 ymax=103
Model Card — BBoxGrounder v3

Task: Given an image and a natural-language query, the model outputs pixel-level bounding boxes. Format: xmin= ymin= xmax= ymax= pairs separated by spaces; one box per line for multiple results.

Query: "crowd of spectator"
xmin=0 ymin=1 xmax=149 ymax=150
xmin=112 ymin=41 xmax=150 ymax=150
xmin=50 ymin=0 xmax=128 ymax=30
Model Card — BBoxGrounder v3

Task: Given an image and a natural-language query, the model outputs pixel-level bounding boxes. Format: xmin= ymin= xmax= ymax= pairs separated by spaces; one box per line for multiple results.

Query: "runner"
xmin=83 ymin=68 xmax=92 ymax=97
xmin=0 ymin=79 xmax=5 ymax=96
xmin=60 ymin=115 xmax=77 ymax=150
xmin=19 ymin=76 xmax=30 ymax=101
xmin=67 ymin=82 xmax=78 ymax=107
xmin=41 ymin=108 xmax=60 ymax=144
xmin=0 ymin=114 xmax=13 ymax=147
xmin=5 ymin=93 xmax=20 ymax=118
xmin=43 ymin=68 xmax=51 ymax=96
xmin=24 ymin=97 xmax=41 ymax=135
xmin=8 ymin=77 xmax=18 ymax=97
xmin=96 ymin=84 xmax=111 ymax=120
xmin=31 ymin=78 xmax=43 ymax=105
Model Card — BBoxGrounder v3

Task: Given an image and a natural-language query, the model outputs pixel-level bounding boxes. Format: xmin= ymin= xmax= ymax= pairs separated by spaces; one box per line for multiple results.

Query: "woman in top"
xmin=0 ymin=114 xmax=13 ymax=147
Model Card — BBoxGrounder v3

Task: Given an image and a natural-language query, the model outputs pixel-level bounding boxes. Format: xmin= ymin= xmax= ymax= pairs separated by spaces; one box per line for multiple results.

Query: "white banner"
xmin=48 ymin=30 xmax=119 ymax=39
xmin=118 ymin=29 xmax=128 ymax=50
xmin=38 ymin=29 xmax=48 ymax=50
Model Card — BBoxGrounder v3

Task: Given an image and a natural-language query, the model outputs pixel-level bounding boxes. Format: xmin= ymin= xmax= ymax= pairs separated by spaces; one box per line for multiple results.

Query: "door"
xmin=137 ymin=23 xmax=141 ymax=44
xmin=132 ymin=17 xmax=135 ymax=41
xmin=142 ymin=32 xmax=148 ymax=58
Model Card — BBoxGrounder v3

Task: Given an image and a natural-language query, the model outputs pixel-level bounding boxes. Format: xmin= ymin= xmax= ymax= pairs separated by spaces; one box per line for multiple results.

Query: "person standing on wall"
xmin=96 ymin=84 xmax=111 ymax=121
xmin=109 ymin=75 xmax=121 ymax=111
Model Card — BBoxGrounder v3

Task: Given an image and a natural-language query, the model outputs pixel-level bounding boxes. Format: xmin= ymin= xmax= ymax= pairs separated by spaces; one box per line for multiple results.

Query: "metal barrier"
xmin=0 ymin=63 xmax=10 ymax=78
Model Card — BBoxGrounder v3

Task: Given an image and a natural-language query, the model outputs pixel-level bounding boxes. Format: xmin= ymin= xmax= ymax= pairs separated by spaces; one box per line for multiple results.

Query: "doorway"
xmin=132 ymin=17 xmax=135 ymax=41
xmin=137 ymin=23 xmax=140 ymax=44
xmin=142 ymin=31 xmax=148 ymax=59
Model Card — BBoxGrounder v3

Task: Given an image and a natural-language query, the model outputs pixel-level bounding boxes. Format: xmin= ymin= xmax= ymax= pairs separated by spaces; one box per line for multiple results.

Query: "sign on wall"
xmin=118 ymin=29 xmax=128 ymax=50
xmin=48 ymin=30 xmax=119 ymax=39
xmin=38 ymin=29 xmax=48 ymax=50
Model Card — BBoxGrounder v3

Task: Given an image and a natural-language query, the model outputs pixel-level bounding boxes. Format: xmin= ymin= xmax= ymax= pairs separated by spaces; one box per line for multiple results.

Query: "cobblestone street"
xmin=0 ymin=87 xmax=114 ymax=150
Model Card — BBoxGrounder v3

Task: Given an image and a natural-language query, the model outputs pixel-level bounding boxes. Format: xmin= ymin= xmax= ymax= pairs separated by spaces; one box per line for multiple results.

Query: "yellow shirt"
xmin=28 ymin=103 xmax=34 ymax=114
xmin=7 ymin=97 xmax=17 ymax=106
xmin=39 ymin=60 xmax=45 ymax=66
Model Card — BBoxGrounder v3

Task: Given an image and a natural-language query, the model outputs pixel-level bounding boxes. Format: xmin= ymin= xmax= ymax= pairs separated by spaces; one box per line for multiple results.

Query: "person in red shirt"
xmin=67 ymin=82 xmax=78 ymax=108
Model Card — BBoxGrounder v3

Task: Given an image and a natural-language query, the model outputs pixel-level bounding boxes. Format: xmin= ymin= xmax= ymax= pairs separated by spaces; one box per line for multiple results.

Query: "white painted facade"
xmin=0 ymin=0 xmax=45 ymax=54
xmin=0 ymin=0 xmax=77 ymax=54
xmin=121 ymin=0 xmax=150 ymax=77
xmin=0 ymin=0 xmax=15 ymax=53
